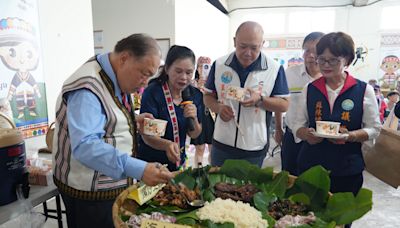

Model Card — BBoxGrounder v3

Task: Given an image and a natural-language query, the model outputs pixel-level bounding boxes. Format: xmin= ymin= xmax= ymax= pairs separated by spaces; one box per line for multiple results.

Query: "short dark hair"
xmin=150 ymin=45 xmax=196 ymax=84
xmin=387 ymin=91 xmax=400 ymax=98
xmin=316 ymin=32 xmax=355 ymax=66
xmin=114 ymin=33 xmax=160 ymax=59
xmin=302 ymin=32 xmax=324 ymax=48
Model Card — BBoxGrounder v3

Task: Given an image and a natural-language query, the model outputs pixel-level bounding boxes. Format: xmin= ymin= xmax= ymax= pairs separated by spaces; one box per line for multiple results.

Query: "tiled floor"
xmin=12 ymin=142 xmax=400 ymax=228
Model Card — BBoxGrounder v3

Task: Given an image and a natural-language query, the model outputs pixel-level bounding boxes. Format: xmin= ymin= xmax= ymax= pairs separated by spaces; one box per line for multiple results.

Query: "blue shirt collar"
xmin=223 ymin=52 xmax=268 ymax=87
xmin=96 ymin=53 xmax=123 ymax=101
xmin=224 ymin=51 xmax=268 ymax=72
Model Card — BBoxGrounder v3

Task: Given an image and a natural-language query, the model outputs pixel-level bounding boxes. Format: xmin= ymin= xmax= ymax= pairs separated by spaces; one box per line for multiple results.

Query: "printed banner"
xmin=263 ymin=37 xmax=303 ymax=69
xmin=0 ymin=0 xmax=48 ymax=138
xmin=378 ymin=34 xmax=400 ymax=93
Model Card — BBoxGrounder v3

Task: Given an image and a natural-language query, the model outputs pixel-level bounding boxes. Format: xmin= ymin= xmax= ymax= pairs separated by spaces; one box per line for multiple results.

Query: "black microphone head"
xmin=182 ymin=86 xmax=192 ymax=101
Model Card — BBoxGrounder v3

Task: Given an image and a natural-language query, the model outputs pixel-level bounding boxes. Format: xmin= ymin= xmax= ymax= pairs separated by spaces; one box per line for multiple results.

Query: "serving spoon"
xmin=169 ymin=179 xmax=205 ymax=208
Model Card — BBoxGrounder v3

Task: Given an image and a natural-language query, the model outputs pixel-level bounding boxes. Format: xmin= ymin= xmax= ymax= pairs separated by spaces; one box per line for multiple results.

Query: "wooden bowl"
xmin=112 ymin=170 xmax=298 ymax=227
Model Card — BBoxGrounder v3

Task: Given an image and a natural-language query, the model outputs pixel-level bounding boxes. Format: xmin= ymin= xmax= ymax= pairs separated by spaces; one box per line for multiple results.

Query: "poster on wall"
xmin=379 ymin=34 xmax=400 ymax=93
xmin=263 ymin=37 xmax=304 ymax=69
xmin=0 ymin=0 xmax=48 ymax=138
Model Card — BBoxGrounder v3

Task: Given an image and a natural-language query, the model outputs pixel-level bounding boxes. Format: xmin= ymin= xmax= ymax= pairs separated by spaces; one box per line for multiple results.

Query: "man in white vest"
xmin=52 ymin=34 xmax=174 ymax=228
xmin=204 ymin=21 xmax=290 ymax=167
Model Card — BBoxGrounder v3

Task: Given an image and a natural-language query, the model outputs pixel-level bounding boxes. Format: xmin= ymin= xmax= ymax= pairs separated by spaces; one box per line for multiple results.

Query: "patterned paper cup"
xmin=143 ymin=118 xmax=168 ymax=137
xmin=316 ymin=121 xmax=341 ymax=135
xmin=226 ymin=85 xmax=247 ymax=102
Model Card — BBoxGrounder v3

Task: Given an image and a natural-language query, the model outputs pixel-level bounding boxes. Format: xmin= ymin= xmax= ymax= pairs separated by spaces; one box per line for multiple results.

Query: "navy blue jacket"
xmin=298 ymin=75 xmax=367 ymax=176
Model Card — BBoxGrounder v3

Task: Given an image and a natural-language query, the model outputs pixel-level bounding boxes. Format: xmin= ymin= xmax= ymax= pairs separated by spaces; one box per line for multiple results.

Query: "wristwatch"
xmin=255 ymin=94 xmax=263 ymax=107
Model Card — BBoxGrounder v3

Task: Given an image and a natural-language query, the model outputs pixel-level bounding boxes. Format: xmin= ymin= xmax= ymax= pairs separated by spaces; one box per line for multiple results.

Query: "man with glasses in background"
xmin=275 ymin=32 xmax=324 ymax=175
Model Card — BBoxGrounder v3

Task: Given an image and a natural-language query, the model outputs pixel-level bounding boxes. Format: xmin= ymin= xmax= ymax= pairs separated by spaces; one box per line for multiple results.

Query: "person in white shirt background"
xmin=274 ymin=31 xmax=324 ymax=176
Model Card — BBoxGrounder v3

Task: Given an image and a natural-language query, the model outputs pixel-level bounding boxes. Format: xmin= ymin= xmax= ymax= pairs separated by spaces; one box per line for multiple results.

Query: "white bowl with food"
xmin=316 ymin=121 xmax=341 ymax=136
xmin=225 ymin=85 xmax=247 ymax=102
xmin=143 ymin=118 xmax=167 ymax=137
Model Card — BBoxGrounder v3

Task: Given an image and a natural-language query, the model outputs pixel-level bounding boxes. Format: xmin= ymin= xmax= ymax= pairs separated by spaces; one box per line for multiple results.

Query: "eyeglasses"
xmin=316 ymin=57 xmax=342 ymax=66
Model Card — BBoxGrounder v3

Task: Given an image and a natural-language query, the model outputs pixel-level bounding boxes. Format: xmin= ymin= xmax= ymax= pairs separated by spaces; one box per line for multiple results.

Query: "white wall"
xmin=25 ymin=0 xmax=94 ymax=153
xmin=91 ymin=0 xmax=229 ymax=63
xmin=344 ymin=3 xmax=383 ymax=80
xmin=228 ymin=0 xmax=399 ymax=82
xmin=38 ymin=0 xmax=94 ymax=122
xmin=175 ymin=0 xmax=230 ymax=61
xmin=91 ymin=0 xmax=175 ymax=52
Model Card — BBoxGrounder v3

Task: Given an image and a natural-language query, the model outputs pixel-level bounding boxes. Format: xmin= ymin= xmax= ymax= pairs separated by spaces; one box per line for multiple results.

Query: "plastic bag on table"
xmin=0 ymin=184 xmax=46 ymax=228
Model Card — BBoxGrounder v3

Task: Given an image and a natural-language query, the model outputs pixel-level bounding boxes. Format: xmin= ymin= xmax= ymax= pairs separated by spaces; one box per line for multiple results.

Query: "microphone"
xmin=181 ymin=87 xmax=195 ymax=131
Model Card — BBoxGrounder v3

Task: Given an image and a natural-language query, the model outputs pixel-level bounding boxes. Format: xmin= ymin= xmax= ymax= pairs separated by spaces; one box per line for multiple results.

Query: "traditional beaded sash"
xmin=162 ymin=82 xmax=183 ymax=170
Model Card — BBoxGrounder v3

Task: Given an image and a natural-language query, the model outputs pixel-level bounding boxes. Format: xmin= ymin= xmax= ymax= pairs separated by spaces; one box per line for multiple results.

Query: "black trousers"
xmin=281 ymin=127 xmax=302 ymax=176
xmin=60 ymin=192 xmax=115 ymax=228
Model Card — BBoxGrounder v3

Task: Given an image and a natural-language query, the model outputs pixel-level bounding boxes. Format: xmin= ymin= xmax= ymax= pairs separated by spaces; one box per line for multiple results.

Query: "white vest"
xmin=213 ymin=53 xmax=280 ymax=151
xmin=53 ymin=58 xmax=134 ymax=192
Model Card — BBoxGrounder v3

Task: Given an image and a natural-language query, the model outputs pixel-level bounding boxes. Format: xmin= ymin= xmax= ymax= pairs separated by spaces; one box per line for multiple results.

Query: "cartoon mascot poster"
xmin=379 ymin=55 xmax=399 ymax=91
xmin=0 ymin=1 xmax=48 ymax=138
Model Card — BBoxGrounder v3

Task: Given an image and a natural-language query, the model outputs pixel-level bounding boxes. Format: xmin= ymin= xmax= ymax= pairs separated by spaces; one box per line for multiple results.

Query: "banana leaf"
xmin=321 ymin=188 xmax=373 ymax=225
xmin=219 ymin=159 xmax=274 ymax=183
xmin=176 ymin=210 xmax=199 ymax=225
xmin=200 ymin=220 xmax=235 ymax=228
xmin=286 ymin=165 xmax=330 ymax=210
xmin=257 ymin=170 xmax=290 ymax=198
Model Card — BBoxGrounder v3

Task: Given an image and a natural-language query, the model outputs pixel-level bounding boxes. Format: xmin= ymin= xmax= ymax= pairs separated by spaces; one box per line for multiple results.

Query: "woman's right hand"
xmin=299 ymin=127 xmax=323 ymax=145
xmin=165 ymin=141 xmax=181 ymax=163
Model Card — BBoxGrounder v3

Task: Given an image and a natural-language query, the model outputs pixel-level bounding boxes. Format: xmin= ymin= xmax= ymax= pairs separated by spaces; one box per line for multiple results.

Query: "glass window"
xmin=381 ymin=5 xmax=400 ymax=30
xmin=312 ymin=11 xmax=335 ymax=32
xmin=243 ymin=13 xmax=286 ymax=35
xmin=288 ymin=10 xmax=335 ymax=34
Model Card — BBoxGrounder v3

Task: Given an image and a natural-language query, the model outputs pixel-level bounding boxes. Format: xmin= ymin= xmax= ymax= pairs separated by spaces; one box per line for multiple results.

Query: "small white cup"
xmin=226 ymin=85 xmax=247 ymax=102
xmin=143 ymin=118 xmax=168 ymax=137
xmin=316 ymin=121 xmax=341 ymax=135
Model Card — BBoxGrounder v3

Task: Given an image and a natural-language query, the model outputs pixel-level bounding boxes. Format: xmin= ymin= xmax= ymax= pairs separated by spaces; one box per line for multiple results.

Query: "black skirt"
xmin=191 ymin=108 xmax=215 ymax=145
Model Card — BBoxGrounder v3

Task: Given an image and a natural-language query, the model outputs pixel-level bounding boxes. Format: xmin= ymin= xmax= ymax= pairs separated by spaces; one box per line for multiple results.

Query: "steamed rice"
xmin=196 ymin=198 xmax=268 ymax=228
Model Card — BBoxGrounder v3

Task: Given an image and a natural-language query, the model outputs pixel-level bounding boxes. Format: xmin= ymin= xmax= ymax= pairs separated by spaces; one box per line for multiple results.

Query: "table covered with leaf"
xmin=113 ymin=160 xmax=372 ymax=228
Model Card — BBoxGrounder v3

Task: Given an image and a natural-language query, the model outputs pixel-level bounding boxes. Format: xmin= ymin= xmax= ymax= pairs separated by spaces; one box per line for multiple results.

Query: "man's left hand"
xmin=240 ymin=88 xmax=260 ymax=107
xmin=136 ymin=113 xmax=154 ymax=134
